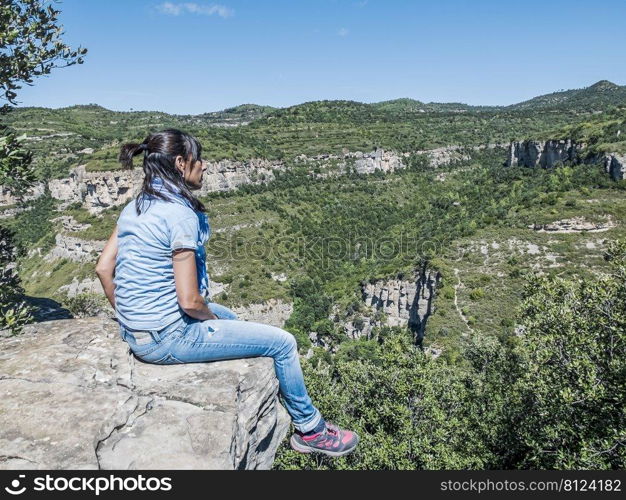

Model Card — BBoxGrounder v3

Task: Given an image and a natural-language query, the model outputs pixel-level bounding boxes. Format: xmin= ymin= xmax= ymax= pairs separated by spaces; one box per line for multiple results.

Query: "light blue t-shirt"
xmin=114 ymin=178 xmax=211 ymax=330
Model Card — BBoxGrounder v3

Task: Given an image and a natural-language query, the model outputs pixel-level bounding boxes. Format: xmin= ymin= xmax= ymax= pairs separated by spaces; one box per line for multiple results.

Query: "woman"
xmin=95 ymin=129 xmax=358 ymax=458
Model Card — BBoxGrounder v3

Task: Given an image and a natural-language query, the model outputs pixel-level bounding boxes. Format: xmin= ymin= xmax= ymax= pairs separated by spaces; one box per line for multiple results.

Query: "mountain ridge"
xmin=9 ymin=80 xmax=624 ymax=117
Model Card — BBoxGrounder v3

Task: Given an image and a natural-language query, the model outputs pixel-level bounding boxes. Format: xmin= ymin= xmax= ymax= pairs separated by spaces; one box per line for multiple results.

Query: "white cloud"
xmin=156 ymin=2 xmax=234 ymax=18
xmin=338 ymin=27 xmax=349 ymax=37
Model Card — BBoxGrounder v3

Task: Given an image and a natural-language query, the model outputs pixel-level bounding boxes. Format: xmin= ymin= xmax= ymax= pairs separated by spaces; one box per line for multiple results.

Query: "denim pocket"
xmin=120 ymin=327 xmax=159 ymax=358
xmin=130 ymin=330 xmax=155 ymax=346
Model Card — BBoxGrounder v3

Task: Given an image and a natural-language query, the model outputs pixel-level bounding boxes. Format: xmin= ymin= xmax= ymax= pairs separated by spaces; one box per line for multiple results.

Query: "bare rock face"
xmin=198 ymin=159 xmax=282 ymax=194
xmin=506 ymin=139 xmax=583 ymax=168
xmin=0 ymin=182 xmax=45 ymax=206
xmin=507 ymin=140 xmax=625 ymax=181
xmin=529 ymin=215 xmax=615 ymax=233
xmin=422 ymin=145 xmax=472 ymax=167
xmin=603 ymin=153 xmax=626 ymax=181
xmin=58 ymin=276 xmax=104 ymax=297
xmin=330 ymin=266 xmax=441 ymax=343
xmin=349 ymin=149 xmax=406 ymax=174
xmin=47 ymin=159 xmax=283 ymax=214
xmin=0 ymin=317 xmax=290 ymax=470
xmin=48 ymin=165 xmax=141 ymax=213
xmin=296 ymin=146 xmax=472 ymax=177
xmin=45 ymin=234 xmax=106 ymax=262
xmin=294 ymin=149 xmax=407 ymax=175
xmin=232 ymin=299 xmax=294 ymax=328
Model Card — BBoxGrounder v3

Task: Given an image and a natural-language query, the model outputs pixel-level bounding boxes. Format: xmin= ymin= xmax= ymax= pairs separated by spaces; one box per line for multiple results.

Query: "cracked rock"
xmin=0 ymin=317 xmax=290 ymax=470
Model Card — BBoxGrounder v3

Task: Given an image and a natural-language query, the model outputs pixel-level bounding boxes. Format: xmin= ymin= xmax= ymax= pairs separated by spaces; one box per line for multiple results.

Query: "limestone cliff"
xmin=47 ymin=158 xmax=283 ymax=214
xmin=601 ymin=153 xmax=626 ymax=181
xmin=506 ymin=139 xmax=625 ymax=181
xmin=296 ymin=145 xmax=473 ymax=177
xmin=0 ymin=317 xmax=290 ymax=470
xmin=45 ymin=233 xmax=106 ymax=262
xmin=327 ymin=265 xmax=441 ymax=344
xmin=506 ymin=139 xmax=583 ymax=169
xmin=0 ymin=146 xmax=481 ymax=212
xmin=232 ymin=299 xmax=294 ymax=327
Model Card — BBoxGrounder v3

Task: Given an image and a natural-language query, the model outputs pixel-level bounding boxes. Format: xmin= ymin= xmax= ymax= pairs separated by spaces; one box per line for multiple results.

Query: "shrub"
xmin=64 ymin=293 xmax=108 ymax=318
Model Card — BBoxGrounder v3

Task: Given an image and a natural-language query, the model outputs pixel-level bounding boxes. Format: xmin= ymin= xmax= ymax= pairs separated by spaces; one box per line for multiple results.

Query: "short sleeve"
xmin=169 ymin=216 xmax=200 ymax=252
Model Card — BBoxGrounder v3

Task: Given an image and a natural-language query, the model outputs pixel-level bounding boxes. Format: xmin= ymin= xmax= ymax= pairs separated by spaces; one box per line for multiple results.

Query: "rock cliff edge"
xmin=0 ymin=317 xmax=290 ymax=470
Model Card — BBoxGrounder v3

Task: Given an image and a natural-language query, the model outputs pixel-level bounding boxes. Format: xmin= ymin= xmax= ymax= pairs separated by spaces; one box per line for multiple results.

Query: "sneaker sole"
xmin=289 ymin=434 xmax=359 ymax=457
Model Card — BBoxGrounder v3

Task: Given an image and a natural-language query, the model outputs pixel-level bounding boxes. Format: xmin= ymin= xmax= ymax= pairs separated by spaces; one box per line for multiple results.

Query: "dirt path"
xmin=453 ymin=267 xmax=473 ymax=336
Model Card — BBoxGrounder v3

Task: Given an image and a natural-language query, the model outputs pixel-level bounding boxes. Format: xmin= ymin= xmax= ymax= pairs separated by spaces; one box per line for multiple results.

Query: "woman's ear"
xmin=174 ymin=155 xmax=185 ymax=174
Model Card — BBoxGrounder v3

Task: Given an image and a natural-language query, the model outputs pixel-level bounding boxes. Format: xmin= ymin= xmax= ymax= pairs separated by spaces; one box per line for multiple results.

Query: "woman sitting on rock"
xmin=95 ymin=129 xmax=358 ymax=458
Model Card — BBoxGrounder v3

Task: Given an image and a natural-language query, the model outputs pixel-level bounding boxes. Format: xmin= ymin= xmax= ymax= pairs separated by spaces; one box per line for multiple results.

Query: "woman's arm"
xmin=172 ymin=249 xmax=217 ymax=320
xmin=95 ymin=226 xmax=118 ymax=309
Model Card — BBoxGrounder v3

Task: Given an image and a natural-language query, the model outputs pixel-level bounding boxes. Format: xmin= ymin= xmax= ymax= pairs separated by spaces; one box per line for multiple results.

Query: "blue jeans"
xmin=118 ymin=301 xmax=323 ymax=433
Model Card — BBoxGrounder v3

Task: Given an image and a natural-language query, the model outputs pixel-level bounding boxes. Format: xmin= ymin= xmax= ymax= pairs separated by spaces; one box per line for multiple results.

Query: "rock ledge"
xmin=0 ymin=318 xmax=290 ymax=470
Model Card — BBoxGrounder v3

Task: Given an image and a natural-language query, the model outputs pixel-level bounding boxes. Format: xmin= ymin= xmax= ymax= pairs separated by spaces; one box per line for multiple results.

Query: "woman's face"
xmin=177 ymin=155 xmax=207 ymax=190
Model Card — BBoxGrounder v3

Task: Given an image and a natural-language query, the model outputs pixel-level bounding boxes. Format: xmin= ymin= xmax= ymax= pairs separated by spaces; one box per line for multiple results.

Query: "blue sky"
xmin=16 ymin=0 xmax=626 ymax=114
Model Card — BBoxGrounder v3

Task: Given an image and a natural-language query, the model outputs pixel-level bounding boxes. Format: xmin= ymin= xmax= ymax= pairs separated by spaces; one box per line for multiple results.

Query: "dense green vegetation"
xmin=510 ymin=80 xmax=626 ymax=112
xmin=274 ymin=241 xmax=626 ymax=469
xmin=0 ymin=0 xmax=86 ymax=333
xmin=556 ymin=107 xmax=626 ymax=155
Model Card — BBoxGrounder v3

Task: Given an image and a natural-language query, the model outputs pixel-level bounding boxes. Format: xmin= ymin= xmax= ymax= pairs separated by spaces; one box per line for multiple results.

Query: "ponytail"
xmin=118 ymin=130 xmax=206 ymax=215
xmin=118 ymin=142 xmax=148 ymax=169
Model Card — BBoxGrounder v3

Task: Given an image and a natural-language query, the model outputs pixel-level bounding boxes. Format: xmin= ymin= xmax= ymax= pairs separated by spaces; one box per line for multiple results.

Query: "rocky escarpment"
xmin=232 ymin=299 xmax=294 ymax=328
xmin=0 ymin=183 xmax=45 ymax=206
xmin=48 ymin=158 xmax=283 ymax=214
xmin=506 ymin=139 xmax=583 ymax=169
xmin=44 ymin=233 xmax=106 ymax=262
xmin=296 ymin=145 xmax=474 ymax=176
xmin=506 ymin=139 xmax=625 ymax=181
xmin=601 ymin=153 xmax=626 ymax=181
xmin=325 ymin=265 xmax=441 ymax=345
xmin=0 ymin=317 xmax=290 ymax=470
xmin=1 ymin=145 xmax=482 ymax=211
xmin=529 ymin=215 xmax=615 ymax=233
xmin=295 ymin=148 xmax=407 ymax=174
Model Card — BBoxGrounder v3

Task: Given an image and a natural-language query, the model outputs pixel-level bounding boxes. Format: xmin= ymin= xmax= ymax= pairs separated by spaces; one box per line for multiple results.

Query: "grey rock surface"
xmin=232 ymin=299 xmax=294 ymax=328
xmin=506 ymin=139 xmax=582 ymax=168
xmin=328 ymin=266 xmax=441 ymax=344
xmin=0 ymin=317 xmax=290 ymax=470
xmin=47 ymin=159 xmax=283 ymax=214
xmin=507 ymin=139 xmax=625 ymax=181
xmin=604 ymin=153 xmax=626 ymax=181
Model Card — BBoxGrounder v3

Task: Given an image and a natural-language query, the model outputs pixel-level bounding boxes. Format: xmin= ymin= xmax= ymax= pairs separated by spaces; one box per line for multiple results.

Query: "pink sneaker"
xmin=290 ymin=422 xmax=359 ymax=457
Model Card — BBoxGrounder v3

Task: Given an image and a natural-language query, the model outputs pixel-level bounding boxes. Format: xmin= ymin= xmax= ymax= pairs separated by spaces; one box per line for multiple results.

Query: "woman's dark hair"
xmin=118 ymin=129 xmax=206 ymax=214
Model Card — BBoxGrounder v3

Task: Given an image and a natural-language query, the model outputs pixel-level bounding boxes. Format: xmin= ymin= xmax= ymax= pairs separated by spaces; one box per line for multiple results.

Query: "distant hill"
xmin=372 ymin=98 xmax=497 ymax=113
xmin=374 ymin=81 xmax=626 ymax=113
xmin=251 ymin=100 xmax=389 ymax=125
xmin=194 ymin=104 xmax=276 ymax=125
xmin=507 ymin=80 xmax=626 ymax=111
xmin=371 ymin=98 xmax=427 ymax=113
